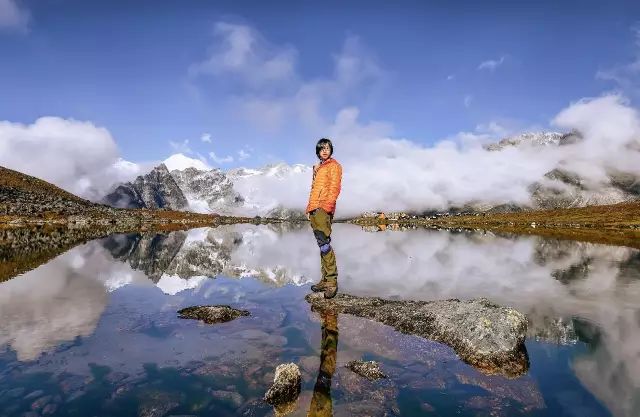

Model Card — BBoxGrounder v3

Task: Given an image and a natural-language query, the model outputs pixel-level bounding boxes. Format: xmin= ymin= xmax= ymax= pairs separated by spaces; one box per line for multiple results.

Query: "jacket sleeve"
xmin=325 ymin=163 xmax=342 ymax=204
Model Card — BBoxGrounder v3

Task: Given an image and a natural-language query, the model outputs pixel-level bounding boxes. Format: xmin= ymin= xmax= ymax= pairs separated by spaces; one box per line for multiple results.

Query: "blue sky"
xmin=1 ymin=0 xmax=639 ymax=168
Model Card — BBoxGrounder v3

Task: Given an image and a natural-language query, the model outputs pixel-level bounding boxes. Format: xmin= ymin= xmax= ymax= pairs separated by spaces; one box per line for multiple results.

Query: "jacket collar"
xmin=319 ymin=157 xmax=335 ymax=166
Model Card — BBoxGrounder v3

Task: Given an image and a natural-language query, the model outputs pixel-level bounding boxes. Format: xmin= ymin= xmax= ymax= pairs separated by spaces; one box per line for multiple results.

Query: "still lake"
xmin=0 ymin=223 xmax=638 ymax=417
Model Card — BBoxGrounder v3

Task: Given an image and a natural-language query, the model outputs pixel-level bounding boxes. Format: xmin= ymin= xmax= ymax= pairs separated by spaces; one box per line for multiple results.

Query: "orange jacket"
xmin=306 ymin=158 xmax=342 ymax=214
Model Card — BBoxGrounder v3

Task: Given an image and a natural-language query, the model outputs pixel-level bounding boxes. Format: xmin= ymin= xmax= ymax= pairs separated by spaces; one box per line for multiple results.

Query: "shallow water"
xmin=0 ymin=223 xmax=639 ymax=416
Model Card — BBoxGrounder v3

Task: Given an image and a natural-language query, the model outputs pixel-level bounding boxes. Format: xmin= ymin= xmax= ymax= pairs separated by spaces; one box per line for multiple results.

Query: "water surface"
xmin=0 ymin=223 xmax=638 ymax=416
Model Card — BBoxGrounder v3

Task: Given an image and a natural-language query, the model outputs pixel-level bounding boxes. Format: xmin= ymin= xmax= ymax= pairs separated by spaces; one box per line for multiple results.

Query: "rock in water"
xmin=305 ymin=293 xmax=529 ymax=377
xmin=177 ymin=305 xmax=250 ymax=324
xmin=346 ymin=360 xmax=387 ymax=380
xmin=264 ymin=363 xmax=301 ymax=405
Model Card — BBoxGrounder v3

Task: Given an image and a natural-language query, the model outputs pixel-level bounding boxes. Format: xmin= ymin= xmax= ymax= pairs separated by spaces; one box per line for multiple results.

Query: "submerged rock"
xmin=177 ymin=305 xmax=250 ymax=324
xmin=263 ymin=363 xmax=301 ymax=405
xmin=346 ymin=360 xmax=387 ymax=380
xmin=305 ymin=293 xmax=529 ymax=377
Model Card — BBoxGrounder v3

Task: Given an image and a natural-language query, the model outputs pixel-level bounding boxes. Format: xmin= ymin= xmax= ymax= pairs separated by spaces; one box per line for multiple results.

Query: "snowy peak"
xmin=484 ymin=131 xmax=580 ymax=151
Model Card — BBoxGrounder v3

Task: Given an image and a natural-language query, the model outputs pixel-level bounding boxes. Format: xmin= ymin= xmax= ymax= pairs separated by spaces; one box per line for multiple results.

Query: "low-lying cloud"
xmin=229 ymin=95 xmax=639 ymax=218
xmin=0 ymin=117 xmax=142 ymax=200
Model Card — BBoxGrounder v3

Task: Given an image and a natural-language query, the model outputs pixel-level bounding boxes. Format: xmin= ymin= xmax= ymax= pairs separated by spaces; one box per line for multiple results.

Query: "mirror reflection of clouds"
xmin=1 ymin=225 xmax=639 ymax=416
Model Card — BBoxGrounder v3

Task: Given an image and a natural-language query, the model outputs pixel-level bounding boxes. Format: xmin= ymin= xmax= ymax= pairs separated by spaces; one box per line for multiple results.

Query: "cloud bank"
xmin=0 ymin=117 xmax=144 ymax=200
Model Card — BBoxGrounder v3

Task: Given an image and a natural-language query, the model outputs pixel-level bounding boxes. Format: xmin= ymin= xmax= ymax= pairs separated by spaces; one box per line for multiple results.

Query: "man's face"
xmin=319 ymin=144 xmax=331 ymax=160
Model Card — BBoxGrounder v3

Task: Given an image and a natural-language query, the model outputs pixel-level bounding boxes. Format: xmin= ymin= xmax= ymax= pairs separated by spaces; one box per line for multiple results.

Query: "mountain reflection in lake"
xmin=0 ymin=224 xmax=638 ymax=416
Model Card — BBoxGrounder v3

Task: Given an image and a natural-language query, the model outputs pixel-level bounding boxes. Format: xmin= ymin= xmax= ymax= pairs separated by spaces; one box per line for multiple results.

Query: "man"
xmin=306 ymin=138 xmax=342 ymax=299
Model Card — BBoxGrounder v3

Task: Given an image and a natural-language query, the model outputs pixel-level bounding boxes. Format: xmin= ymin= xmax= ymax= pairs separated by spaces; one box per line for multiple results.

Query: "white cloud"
xmin=463 ymin=94 xmax=473 ymax=108
xmin=478 ymin=55 xmax=506 ymax=71
xmin=0 ymin=117 xmax=140 ymax=200
xmin=0 ymin=0 xmax=29 ymax=33
xmin=209 ymin=151 xmax=234 ymax=164
xmin=238 ymin=149 xmax=251 ymax=160
xmin=163 ymin=153 xmax=211 ymax=171
xmin=228 ymin=94 xmax=640 ymax=218
xmin=189 ymin=21 xmax=297 ymax=87
xmin=200 ymin=133 xmax=212 ymax=143
xmin=447 ymin=74 xmax=455 ymax=81
xmin=191 ymin=21 xmax=384 ymax=134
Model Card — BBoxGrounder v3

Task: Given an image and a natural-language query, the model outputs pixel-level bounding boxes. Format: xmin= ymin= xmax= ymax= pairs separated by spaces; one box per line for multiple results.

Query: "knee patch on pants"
xmin=320 ymin=243 xmax=332 ymax=255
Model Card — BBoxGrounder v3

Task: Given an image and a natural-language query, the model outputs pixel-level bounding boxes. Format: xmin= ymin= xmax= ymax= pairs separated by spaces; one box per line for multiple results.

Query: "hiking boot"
xmin=311 ymin=280 xmax=329 ymax=292
xmin=323 ymin=281 xmax=338 ymax=299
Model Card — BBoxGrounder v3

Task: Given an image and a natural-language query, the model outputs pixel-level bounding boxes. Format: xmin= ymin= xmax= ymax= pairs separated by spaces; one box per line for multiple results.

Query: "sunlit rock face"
xmin=103 ymin=164 xmax=188 ymax=210
xmin=170 ymin=167 xmax=244 ymax=215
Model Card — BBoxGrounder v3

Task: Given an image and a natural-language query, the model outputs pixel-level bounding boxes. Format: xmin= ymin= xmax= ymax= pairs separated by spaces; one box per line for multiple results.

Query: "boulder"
xmin=177 ymin=305 xmax=250 ymax=324
xmin=306 ymin=293 xmax=528 ymax=377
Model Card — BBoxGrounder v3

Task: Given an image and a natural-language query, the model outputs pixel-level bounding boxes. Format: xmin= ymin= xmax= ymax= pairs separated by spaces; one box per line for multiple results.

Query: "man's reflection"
xmin=307 ymin=307 xmax=338 ymax=417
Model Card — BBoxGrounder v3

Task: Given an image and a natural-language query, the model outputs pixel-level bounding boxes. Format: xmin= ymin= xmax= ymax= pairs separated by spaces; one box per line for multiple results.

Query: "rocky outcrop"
xmin=177 ymin=305 xmax=250 ymax=324
xmin=264 ymin=363 xmax=301 ymax=405
xmin=345 ymin=360 xmax=387 ymax=380
xmin=178 ymin=306 xmax=251 ymax=324
xmin=306 ymin=293 xmax=529 ymax=377
xmin=103 ymin=164 xmax=188 ymax=210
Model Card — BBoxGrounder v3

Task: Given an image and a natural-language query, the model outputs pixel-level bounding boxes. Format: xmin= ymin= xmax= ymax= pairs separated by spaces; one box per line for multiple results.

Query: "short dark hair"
xmin=315 ymin=138 xmax=333 ymax=159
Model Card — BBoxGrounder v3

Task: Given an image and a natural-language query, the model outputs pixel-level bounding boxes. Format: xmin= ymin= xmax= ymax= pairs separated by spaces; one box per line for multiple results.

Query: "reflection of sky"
xmin=0 ymin=225 xmax=639 ymax=416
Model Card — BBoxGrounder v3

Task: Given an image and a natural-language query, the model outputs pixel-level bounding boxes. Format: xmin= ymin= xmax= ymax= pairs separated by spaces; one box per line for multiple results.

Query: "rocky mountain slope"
xmin=170 ymin=167 xmax=244 ymax=215
xmin=0 ymin=165 xmax=117 ymax=219
xmin=103 ymin=164 xmax=188 ymax=210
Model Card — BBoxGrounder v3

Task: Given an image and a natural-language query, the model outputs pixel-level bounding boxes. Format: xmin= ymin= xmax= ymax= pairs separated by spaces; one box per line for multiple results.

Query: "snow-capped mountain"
xmin=102 ymin=164 xmax=188 ymax=210
xmin=483 ymin=131 xmax=580 ymax=151
xmin=102 ymin=161 xmax=311 ymax=218
xmin=101 ymin=131 xmax=639 ymax=217
xmin=477 ymin=131 xmax=639 ymax=212
xmin=170 ymin=167 xmax=244 ymax=215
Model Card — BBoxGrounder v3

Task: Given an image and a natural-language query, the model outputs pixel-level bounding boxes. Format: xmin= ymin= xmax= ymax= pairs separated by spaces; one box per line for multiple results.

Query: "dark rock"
xmin=177 ymin=305 xmax=250 ymax=324
xmin=346 ymin=360 xmax=387 ymax=380
xmin=104 ymin=164 xmax=188 ymax=210
xmin=263 ymin=363 xmax=301 ymax=405
xmin=305 ymin=293 xmax=529 ymax=377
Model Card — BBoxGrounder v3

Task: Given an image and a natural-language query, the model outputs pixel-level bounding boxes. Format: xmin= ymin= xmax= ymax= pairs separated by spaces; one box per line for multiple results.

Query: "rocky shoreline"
xmin=306 ymin=292 xmax=529 ymax=377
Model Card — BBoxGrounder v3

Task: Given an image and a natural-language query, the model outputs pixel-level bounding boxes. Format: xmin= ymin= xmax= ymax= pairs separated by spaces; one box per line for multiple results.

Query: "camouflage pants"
xmin=309 ymin=208 xmax=338 ymax=283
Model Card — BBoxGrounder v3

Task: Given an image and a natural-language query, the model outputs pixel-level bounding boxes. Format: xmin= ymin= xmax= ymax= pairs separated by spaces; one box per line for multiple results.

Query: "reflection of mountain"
xmin=102 ymin=225 xmax=311 ymax=287
xmin=104 ymin=232 xmax=188 ymax=282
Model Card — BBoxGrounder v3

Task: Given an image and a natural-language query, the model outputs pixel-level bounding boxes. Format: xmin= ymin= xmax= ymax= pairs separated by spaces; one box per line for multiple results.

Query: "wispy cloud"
xmin=190 ymin=21 xmax=385 ymax=134
xmin=447 ymin=74 xmax=455 ymax=81
xmin=478 ymin=55 xmax=506 ymax=71
xmin=200 ymin=133 xmax=212 ymax=143
xmin=169 ymin=139 xmax=192 ymax=154
xmin=596 ymin=24 xmax=640 ymax=95
xmin=189 ymin=21 xmax=297 ymax=87
xmin=209 ymin=151 xmax=234 ymax=164
xmin=463 ymin=95 xmax=473 ymax=108
xmin=237 ymin=149 xmax=251 ymax=160
xmin=0 ymin=0 xmax=30 ymax=33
